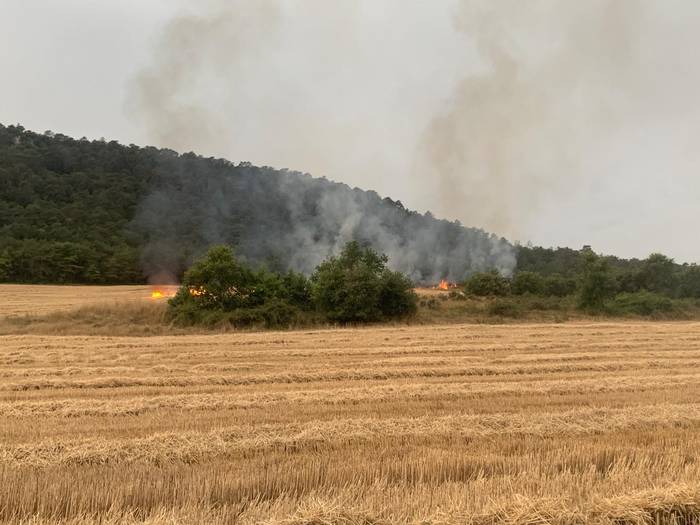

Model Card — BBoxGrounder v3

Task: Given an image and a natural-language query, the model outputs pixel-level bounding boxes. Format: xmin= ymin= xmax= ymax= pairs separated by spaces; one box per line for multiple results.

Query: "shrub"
xmin=464 ymin=271 xmax=511 ymax=297
xmin=542 ymin=274 xmax=577 ymax=297
xmin=229 ymin=300 xmax=304 ymax=328
xmin=525 ymin=296 xmax=566 ymax=311
xmin=678 ymin=265 xmax=700 ymax=298
xmin=169 ymin=243 xmax=416 ymax=327
xmin=511 ymin=271 xmax=544 ymax=295
xmin=169 ymin=245 xmax=257 ymax=311
xmin=378 ymin=270 xmax=419 ymax=318
xmin=609 ymin=291 xmax=674 ymax=316
xmin=311 ymin=241 xmax=417 ymax=323
xmin=168 ymin=245 xmax=312 ymax=327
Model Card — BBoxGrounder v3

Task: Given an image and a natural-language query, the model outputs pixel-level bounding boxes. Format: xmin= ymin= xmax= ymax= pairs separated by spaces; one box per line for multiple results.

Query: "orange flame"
xmin=149 ymin=287 xmax=176 ymax=299
xmin=148 ymin=286 xmax=203 ymax=299
xmin=438 ymin=279 xmax=449 ymax=290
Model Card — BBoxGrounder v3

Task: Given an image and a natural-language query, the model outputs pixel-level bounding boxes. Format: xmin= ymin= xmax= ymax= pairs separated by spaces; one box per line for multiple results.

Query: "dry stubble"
xmin=0 ymin=302 xmax=699 ymax=523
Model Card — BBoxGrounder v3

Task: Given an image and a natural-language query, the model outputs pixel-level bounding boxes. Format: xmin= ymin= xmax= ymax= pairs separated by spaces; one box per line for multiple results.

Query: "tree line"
xmin=466 ymin=249 xmax=700 ymax=315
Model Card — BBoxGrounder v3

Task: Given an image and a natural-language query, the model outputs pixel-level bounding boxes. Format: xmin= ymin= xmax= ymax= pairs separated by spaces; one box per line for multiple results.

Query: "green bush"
xmin=511 ymin=271 xmax=544 ymax=295
xmin=170 ymin=242 xmax=418 ymax=327
xmin=608 ymin=291 xmax=674 ymax=316
xmin=170 ymin=301 xmax=306 ymax=329
xmin=524 ymin=296 xmax=566 ymax=311
xmin=311 ymin=241 xmax=417 ymax=323
xmin=377 ymin=270 xmax=419 ymax=318
xmin=168 ymin=245 xmax=312 ymax=327
xmin=169 ymin=245 xmax=258 ymax=311
xmin=542 ymin=274 xmax=577 ymax=297
xmin=465 ymin=271 xmax=511 ymax=297
xmin=229 ymin=300 xmax=305 ymax=328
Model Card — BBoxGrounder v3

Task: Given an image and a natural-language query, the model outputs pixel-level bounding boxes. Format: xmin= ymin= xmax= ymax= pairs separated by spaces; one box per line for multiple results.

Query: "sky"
xmin=1 ymin=0 xmax=699 ymax=263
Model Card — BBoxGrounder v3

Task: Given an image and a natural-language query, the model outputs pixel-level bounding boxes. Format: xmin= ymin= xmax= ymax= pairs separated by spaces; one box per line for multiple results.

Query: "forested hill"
xmin=0 ymin=123 xmax=517 ymax=284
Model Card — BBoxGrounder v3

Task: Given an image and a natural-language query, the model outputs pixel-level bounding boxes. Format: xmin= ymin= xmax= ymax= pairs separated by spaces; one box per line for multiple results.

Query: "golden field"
xmin=0 ymin=284 xmax=173 ymax=317
xmin=1 ymin=286 xmax=700 ymax=523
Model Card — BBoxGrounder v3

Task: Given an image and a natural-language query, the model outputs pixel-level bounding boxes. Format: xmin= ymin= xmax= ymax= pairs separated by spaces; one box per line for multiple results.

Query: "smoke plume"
xmin=129 ymin=1 xmax=700 ymax=272
xmin=129 ymin=0 xmax=519 ymax=281
xmin=419 ymin=0 xmax=700 ymax=247
xmin=418 ymin=0 xmax=647 ymax=238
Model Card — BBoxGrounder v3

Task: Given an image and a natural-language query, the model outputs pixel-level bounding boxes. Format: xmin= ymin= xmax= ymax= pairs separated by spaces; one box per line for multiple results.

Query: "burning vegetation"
xmin=149 ymin=287 xmax=177 ymax=300
xmin=436 ymin=279 xmax=458 ymax=291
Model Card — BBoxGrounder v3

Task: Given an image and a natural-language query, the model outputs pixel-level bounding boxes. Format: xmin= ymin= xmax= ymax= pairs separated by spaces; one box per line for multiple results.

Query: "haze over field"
xmin=1 ymin=1 xmax=699 ymax=262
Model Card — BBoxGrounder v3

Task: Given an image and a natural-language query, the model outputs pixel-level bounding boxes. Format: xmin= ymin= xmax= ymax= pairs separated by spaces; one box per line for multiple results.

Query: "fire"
xmin=147 ymin=286 xmax=207 ymax=300
xmin=149 ymin=286 xmax=177 ymax=300
xmin=435 ymin=279 xmax=458 ymax=290
xmin=147 ymin=286 xmax=205 ymax=299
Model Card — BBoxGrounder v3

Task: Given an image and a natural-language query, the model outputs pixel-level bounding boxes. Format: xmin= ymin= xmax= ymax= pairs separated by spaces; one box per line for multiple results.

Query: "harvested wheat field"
xmin=2 ymin=321 xmax=700 ymax=524
xmin=0 ymin=284 xmax=179 ymax=317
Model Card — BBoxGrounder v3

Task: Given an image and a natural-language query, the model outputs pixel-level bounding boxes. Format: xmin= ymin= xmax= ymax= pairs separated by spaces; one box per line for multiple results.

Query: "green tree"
xmin=578 ymin=252 xmax=617 ymax=310
xmin=170 ymin=245 xmax=256 ymax=311
xmin=311 ymin=241 xmax=416 ymax=323
xmin=168 ymin=245 xmax=313 ymax=328
xmin=637 ymin=253 xmax=677 ymax=295
xmin=610 ymin=291 xmax=674 ymax=316
xmin=678 ymin=265 xmax=700 ymax=298
xmin=377 ymin=270 xmax=418 ymax=319
xmin=280 ymin=270 xmax=313 ymax=309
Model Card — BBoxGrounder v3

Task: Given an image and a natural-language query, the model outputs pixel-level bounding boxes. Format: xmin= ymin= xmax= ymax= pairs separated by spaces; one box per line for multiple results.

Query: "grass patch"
xmin=0 ymin=301 xmax=176 ymax=336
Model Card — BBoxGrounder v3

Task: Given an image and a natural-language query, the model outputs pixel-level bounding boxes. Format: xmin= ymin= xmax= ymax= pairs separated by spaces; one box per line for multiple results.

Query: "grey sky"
xmin=1 ymin=1 xmax=698 ymax=263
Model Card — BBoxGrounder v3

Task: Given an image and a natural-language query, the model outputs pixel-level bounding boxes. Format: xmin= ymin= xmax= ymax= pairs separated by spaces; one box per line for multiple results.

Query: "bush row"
xmin=168 ymin=242 xmax=417 ymax=328
xmin=463 ymin=252 xmax=694 ymax=317
xmin=464 ymin=270 xmax=577 ymax=298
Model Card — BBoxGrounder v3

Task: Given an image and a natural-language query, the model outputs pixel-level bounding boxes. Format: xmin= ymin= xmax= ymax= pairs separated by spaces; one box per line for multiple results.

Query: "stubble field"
xmin=1 ymin=286 xmax=700 ymax=523
xmin=0 ymin=284 xmax=179 ymax=317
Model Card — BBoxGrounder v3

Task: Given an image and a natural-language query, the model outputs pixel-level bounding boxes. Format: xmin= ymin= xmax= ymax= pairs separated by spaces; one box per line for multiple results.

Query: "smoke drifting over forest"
xmin=129 ymin=0 xmax=521 ymax=281
xmin=133 ymin=155 xmax=515 ymax=284
xmin=129 ymin=0 xmax=700 ymax=272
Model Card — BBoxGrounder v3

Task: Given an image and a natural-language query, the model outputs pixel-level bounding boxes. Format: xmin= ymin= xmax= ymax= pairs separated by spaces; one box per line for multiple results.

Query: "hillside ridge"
xmin=0 ymin=123 xmax=514 ymax=284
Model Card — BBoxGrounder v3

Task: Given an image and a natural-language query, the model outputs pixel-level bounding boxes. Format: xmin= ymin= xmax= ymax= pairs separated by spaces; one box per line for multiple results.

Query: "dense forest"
xmin=1 ymin=122 xmax=698 ymax=300
xmin=515 ymin=246 xmax=700 ymax=300
xmin=0 ymin=123 xmax=513 ymax=284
